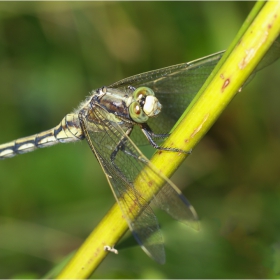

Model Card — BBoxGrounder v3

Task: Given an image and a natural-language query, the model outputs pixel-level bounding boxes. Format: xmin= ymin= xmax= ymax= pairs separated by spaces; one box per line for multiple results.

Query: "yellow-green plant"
xmin=56 ymin=1 xmax=280 ymax=278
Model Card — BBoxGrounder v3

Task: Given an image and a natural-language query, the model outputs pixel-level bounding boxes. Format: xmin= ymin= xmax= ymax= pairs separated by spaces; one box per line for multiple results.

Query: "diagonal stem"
xmin=56 ymin=1 xmax=280 ymax=278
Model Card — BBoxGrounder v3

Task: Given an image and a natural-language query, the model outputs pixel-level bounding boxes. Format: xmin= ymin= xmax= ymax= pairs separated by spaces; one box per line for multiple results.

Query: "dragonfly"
xmin=0 ymin=41 xmax=280 ymax=264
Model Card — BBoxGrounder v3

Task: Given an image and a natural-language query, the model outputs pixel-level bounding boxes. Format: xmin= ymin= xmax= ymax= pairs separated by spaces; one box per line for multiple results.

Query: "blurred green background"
xmin=0 ymin=2 xmax=280 ymax=278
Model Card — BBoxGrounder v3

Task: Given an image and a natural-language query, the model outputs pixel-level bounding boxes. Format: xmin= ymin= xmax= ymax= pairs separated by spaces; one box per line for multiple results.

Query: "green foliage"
xmin=0 ymin=2 xmax=280 ymax=279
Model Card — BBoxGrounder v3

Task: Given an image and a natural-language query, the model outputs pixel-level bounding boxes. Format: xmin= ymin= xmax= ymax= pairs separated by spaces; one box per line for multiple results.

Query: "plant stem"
xmin=56 ymin=1 xmax=280 ymax=278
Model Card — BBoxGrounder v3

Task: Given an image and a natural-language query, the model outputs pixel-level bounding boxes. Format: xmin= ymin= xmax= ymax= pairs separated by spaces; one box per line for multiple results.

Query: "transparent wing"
xmin=80 ymin=103 xmax=198 ymax=264
xmin=110 ymin=51 xmax=224 ymax=141
xmin=110 ymin=40 xmax=280 ymax=143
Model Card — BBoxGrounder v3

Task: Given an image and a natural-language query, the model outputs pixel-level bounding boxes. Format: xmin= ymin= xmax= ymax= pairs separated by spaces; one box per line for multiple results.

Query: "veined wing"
xmin=110 ymin=52 xmax=224 ymax=141
xmin=79 ymin=102 xmax=198 ymax=264
xmin=110 ymin=40 xmax=280 ymax=143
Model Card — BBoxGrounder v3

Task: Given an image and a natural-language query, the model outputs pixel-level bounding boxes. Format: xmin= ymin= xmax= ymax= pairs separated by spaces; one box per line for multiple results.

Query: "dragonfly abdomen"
xmin=0 ymin=114 xmax=84 ymax=159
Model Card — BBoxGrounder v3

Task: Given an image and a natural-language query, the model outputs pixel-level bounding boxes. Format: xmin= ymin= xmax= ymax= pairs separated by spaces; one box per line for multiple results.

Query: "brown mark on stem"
xmin=190 ymin=114 xmax=209 ymax=139
xmin=222 ymin=78 xmax=230 ymax=92
xmin=239 ymin=48 xmax=256 ymax=69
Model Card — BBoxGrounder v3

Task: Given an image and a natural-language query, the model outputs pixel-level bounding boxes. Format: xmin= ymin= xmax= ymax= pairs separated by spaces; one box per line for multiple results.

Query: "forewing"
xmin=81 ymin=103 xmax=198 ymax=263
xmin=110 ymin=41 xmax=280 ymax=143
xmin=110 ymin=51 xmax=224 ymax=139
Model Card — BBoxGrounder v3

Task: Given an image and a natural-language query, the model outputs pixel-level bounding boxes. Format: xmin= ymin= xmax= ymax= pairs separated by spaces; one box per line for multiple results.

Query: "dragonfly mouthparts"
xmin=143 ymin=95 xmax=162 ymax=117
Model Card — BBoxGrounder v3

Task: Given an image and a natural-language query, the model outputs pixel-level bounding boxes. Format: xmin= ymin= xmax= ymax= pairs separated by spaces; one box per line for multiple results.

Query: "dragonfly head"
xmin=129 ymin=87 xmax=162 ymax=123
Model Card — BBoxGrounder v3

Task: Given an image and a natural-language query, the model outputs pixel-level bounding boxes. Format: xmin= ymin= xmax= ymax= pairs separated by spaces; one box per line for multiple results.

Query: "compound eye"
xmin=129 ymin=101 xmax=149 ymax=123
xmin=133 ymin=87 xmax=155 ymax=100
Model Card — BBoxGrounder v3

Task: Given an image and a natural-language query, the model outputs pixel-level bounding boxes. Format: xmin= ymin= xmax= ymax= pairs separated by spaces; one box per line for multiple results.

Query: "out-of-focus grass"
xmin=0 ymin=2 xmax=280 ymax=278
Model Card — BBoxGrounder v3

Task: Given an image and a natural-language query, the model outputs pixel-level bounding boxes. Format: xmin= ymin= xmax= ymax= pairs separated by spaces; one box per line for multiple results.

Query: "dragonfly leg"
xmin=141 ymin=124 xmax=192 ymax=155
xmin=110 ymin=140 xmax=139 ymax=162
xmin=110 ymin=127 xmax=142 ymax=167
xmin=110 ymin=137 xmax=127 ymax=164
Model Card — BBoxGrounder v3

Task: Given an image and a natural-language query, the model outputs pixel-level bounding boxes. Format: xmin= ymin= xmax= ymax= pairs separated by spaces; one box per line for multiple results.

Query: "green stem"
xmin=56 ymin=1 xmax=280 ymax=278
